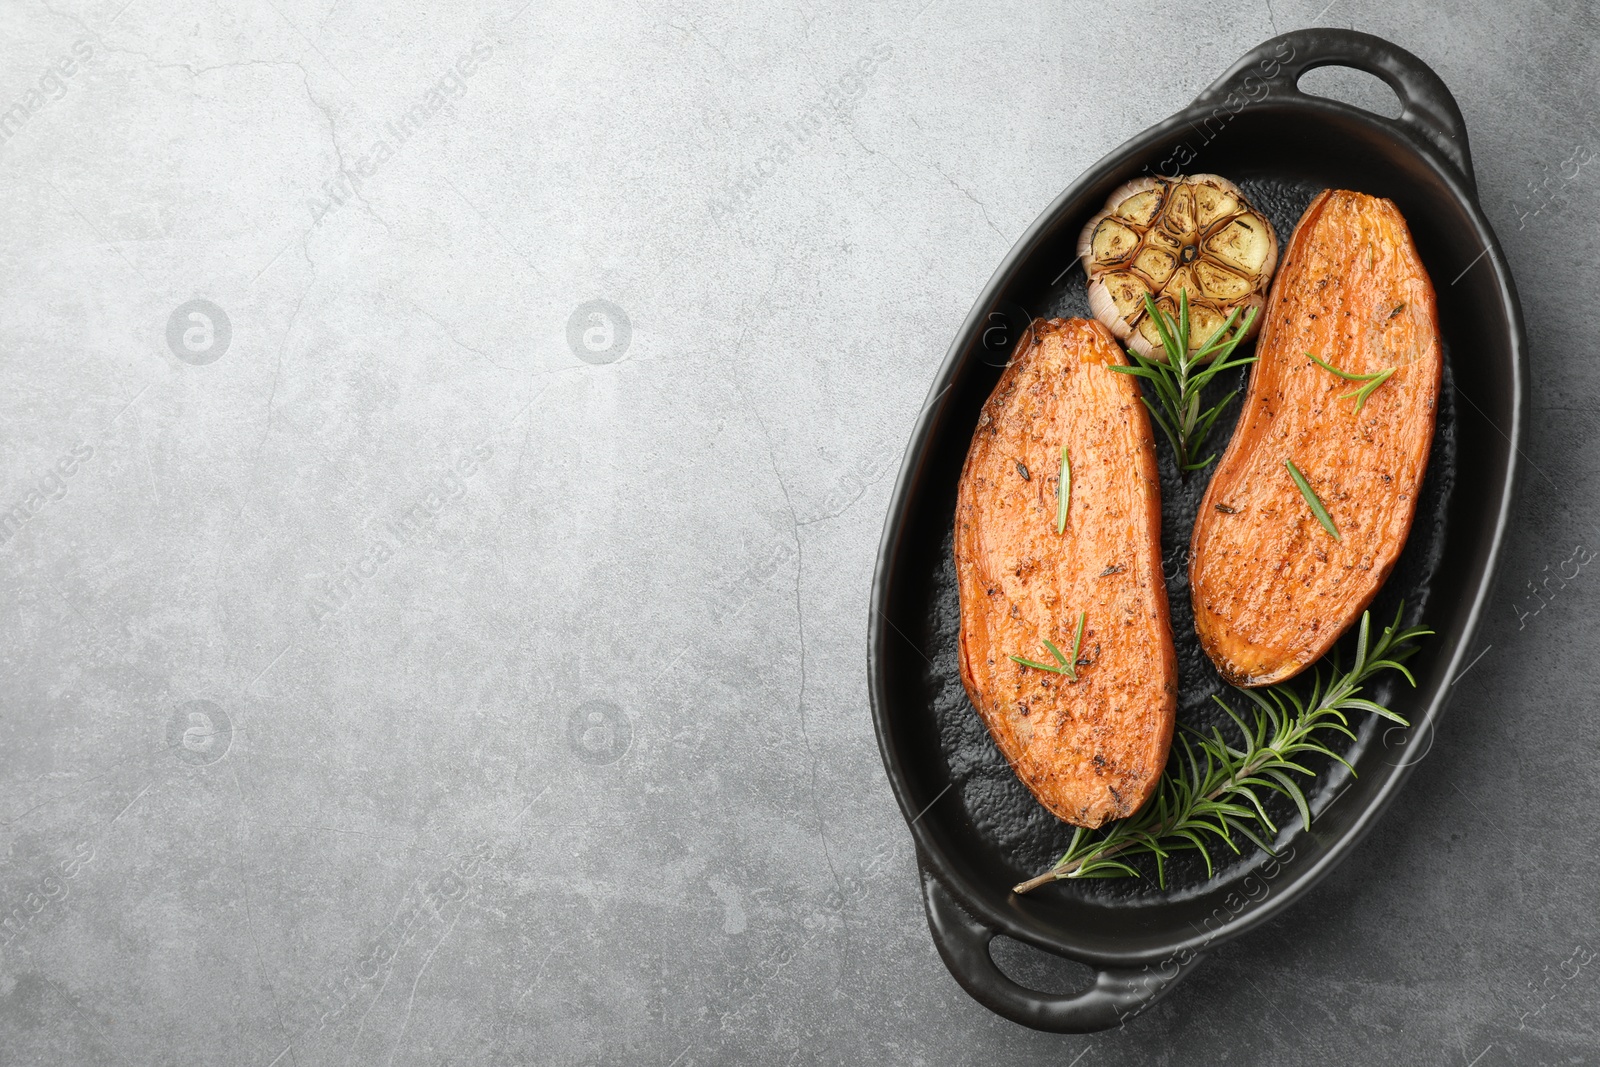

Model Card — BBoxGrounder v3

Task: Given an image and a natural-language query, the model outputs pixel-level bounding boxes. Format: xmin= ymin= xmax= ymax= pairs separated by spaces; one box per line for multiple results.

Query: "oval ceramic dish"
xmin=868 ymin=29 xmax=1525 ymax=1032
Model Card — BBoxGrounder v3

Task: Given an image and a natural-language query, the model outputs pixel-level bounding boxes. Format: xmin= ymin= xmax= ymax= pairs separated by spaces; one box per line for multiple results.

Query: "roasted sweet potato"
xmin=955 ymin=318 xmax=1177 ymax=828
xmin=1190 ymin=189 xmax=1443 ymax=687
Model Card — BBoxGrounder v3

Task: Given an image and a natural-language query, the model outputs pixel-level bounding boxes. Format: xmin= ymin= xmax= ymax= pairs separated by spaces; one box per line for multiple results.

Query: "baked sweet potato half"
xmin=955 ymin=317 xmax=1177 ymax=828
xmin=1190 ymin=189 xmax=1443 ymax=687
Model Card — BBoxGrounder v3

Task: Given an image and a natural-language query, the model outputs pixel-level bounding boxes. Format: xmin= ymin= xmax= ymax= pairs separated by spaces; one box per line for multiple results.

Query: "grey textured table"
xmin=2 ymin=0 xmax=1597 ymax=1063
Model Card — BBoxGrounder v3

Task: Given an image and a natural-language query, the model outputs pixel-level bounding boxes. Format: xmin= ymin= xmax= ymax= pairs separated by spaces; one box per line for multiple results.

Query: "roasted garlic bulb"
xmin=1077 ymin=175 xmax=1279 ymax=359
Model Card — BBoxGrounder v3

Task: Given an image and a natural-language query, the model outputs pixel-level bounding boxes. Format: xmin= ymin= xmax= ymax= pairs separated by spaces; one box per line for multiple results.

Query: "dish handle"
xmin=1191 ymin=28 xmax=1476 ymax=192
xmin=918 ymin=864 xmax=1202 ymax=1033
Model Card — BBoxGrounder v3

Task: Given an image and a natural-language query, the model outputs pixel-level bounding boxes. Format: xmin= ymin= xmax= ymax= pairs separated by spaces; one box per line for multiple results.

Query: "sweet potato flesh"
xmin=955 ymin=318 xmax=1177 ymax=828
xmin=1190 ymin=190 xmax=1443 ymax=686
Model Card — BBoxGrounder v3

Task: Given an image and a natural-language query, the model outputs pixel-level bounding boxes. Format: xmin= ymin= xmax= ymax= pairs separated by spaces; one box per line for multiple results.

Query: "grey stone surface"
xmin=1 ymin=0 xmax=1596 ymax=1063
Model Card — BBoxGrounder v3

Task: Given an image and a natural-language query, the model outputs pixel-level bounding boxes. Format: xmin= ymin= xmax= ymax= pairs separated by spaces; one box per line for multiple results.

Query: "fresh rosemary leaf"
xmin=1306 ymin=352 xmax=1383 ymax=382
xmin=1009 ymin=645 xmax=1070 ymax=676
xmin=1343 ymin=368 xmax=1396 ymax=412
xmin=1286 ymin=459 xmax=1341 ymax=541
xmin=1009 ymin=611 xmax=1086 ymax=681
xmin=1106 ymin=290 xmax=1257 ymax=473
xmin=1013 ymin=605 xmax=1432 ymax=893
xmin=1307 ymin=352 xmax=1397 ymax=413
xmin=1056 ymin=445 xmax=1071 ymax=534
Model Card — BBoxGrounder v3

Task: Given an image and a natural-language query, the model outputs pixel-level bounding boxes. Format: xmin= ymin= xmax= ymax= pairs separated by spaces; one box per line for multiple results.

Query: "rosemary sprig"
xmin=1013 ymin=606 xmax=1430 ymax=892
xmin=1107 ymin=290 xmax=1258 ymax=472
xmin=1010 ymin=611 xmax=1087 ymax=680
xmin=1286 ymin=459 xmax=1341 ymax=542
xmin=1055 ymin=445 xmax=1071 ymax=534
xmin=1307 ymin=352 xmax=1396 ymax=413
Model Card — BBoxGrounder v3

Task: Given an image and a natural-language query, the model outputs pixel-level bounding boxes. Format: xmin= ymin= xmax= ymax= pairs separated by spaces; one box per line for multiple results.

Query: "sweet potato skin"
xmin=955 ymin=318 xmax=1177 ymax=828
xmin=1190 ymin=190 xmax=1443 ymax=687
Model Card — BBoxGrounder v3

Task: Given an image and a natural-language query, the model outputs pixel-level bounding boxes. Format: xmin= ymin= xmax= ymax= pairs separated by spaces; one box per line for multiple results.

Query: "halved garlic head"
xmin=1077 ymin=175 xmax=1279 ymax=359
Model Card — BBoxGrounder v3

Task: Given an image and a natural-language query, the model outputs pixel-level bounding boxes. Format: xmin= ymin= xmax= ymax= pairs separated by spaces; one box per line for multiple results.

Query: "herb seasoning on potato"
xmin=1189 ymin=189 xmax=1442 ymax=687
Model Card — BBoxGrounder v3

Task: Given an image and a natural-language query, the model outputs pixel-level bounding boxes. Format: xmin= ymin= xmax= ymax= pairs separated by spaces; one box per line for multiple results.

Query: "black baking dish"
xmin=869 ymin=29 xmax=1525 ymax=1032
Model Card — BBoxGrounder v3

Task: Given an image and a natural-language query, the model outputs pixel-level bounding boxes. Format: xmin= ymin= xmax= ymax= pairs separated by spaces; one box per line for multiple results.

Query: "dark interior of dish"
xmin=875 ymin=97 xmax=1519 ymax=964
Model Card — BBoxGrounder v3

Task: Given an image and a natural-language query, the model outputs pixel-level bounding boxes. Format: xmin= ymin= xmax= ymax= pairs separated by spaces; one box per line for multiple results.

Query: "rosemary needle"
xmin=1307 ymin=352 xmax=1397 ymax=413
xmin=1286 ymin=459 xmax=1341 ymax=542
xmin=1343 ymin=368 xmax=1396 ymax=412
xmin=1056 ymin=446 xmax=1071 ymax=534
xmin=1010 ymin=610 xmax=1086 ymax=680
xmin=1009 ymin=644 xmax=1070 ymax=677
